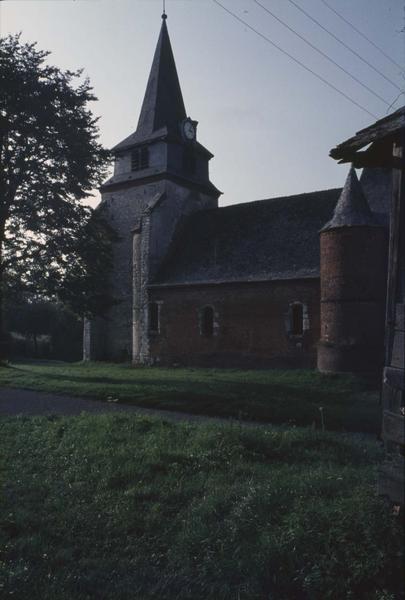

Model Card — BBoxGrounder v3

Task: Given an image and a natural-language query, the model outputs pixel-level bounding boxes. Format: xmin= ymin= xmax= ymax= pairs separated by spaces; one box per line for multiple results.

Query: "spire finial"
xmin=162 ymin=0 xmax=167 ymax=19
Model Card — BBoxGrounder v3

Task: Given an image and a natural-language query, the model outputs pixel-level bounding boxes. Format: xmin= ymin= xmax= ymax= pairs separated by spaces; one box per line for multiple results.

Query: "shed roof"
xmin=153 ymin=188 xmax=341 ymax=286
xmin=329 ymin=105 xmax=405 ymax=166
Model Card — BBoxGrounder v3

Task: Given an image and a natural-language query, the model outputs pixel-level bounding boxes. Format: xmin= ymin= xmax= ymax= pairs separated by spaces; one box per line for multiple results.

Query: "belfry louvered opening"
xmin=131 ymin=147 xmax=149 ymax=171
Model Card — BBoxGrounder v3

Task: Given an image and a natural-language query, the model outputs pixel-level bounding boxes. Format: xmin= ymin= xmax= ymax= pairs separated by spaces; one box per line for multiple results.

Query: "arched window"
xmin=200 ymin=306 xmax=214 ymax=337
xmin=148 ymin=302 xmax=160 ymax=333
xmin=291 ymin=303 xmax=304 ymax=335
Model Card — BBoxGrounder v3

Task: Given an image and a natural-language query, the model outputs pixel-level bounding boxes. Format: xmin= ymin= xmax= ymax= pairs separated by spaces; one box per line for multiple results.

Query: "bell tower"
xmin=105 ymin=13 xmax=219 ymax=199
xmin=83 ymin=14 xmax=220 ymax=363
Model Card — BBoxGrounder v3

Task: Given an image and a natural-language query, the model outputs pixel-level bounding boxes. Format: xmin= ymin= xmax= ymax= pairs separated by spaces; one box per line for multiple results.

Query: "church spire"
xmin=136 ymin=15 xmax=187 ymax=138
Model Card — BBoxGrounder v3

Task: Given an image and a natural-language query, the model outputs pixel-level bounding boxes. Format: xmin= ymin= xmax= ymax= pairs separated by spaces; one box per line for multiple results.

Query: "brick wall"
xmin=318 ymin=226 xmax=388 ymax=373
xmin=148 ymin=279 xmax=320 ymax=368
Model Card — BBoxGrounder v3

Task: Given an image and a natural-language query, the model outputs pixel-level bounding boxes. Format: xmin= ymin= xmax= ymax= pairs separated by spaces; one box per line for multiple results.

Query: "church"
xmin=83 ymin=14 xmax=390 ymax=373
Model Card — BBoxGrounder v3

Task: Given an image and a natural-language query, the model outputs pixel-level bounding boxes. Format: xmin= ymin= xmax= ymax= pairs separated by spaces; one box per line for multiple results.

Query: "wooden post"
xmin=328 ymin=108 xmax=405 ymax=506
xmin=378 ymin=132 xmax=405 ymax=506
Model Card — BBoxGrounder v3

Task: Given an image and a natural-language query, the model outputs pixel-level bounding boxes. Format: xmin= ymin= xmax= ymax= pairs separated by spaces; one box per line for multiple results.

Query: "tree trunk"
xmin=0 ymin=219 xmax=10 ymax=362
xmin=33 ymin=333 xmax=38 ymax=358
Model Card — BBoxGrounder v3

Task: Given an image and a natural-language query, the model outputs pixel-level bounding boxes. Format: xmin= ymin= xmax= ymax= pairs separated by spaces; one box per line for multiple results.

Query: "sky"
xmin=1 ymin=0 xmax=404 ymax=207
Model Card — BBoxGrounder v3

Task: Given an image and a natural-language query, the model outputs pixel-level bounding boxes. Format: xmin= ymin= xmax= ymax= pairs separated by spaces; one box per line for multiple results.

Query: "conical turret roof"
xmin=321 ymin=167 xmax=378 ymax=231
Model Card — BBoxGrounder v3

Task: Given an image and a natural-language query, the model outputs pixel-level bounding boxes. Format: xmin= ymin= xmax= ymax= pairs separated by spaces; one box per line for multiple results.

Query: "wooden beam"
xmin=351 ymin=155 xmax=403 ymax=169
xmin=384 ymin=365 xmax=405 ymax=391
xmin=378 ymin=459 xmax=405 ymax=505
xmin=385 ymin=139 xmax=404 ymax=365
xmin=382 ymin=410 xmax=405 ymax=445
xmin=330 ymin=107 xmax=405 ymax=160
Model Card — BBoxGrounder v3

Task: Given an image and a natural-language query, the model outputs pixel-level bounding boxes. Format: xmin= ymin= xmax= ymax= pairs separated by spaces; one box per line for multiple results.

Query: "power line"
xmin=253 ymin=0 xmax=390 ymax=106
xmin=286 ymin=0 xmax=402 ymax=92
xmin=212 ymin=0 xmax=378 ymax=119
xmin=319 ymin=0 xmax=404 ymax=72
xmin=386 ymin=91 xmax=405 ymax=114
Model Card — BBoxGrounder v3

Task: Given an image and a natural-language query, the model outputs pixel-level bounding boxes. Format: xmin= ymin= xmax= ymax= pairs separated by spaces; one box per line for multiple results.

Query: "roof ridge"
xmin=215 ymin=187 xmax=342 ymax=211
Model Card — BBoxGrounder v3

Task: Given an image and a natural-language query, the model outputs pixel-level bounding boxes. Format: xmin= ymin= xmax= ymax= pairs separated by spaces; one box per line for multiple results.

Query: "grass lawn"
xmin=0 ymin=413 xmax=403 ymax=600
xmin=0 ymin=361 xmax=381 ymax=433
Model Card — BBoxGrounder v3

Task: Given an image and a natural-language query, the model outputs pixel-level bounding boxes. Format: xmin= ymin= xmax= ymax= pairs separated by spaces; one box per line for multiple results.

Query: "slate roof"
xmin=360 ymin=167 xmax=391 ymax=224
xmin=152 ymin=188 xmax=342 ymax=286
xmin=113 ymin=18 xmax=186 ymax=152
xmin=100 ymin=166 xmax=221 ymax=197
xmin=321 ymin=167 xmax=379 ymax=231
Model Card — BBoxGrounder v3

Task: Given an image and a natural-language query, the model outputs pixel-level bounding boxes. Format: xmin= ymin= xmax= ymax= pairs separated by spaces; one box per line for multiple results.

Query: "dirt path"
xmin=0 ymin=387 xmax=244 ymax=426
xmin=0 ymin=387 xmax=378 ymax=443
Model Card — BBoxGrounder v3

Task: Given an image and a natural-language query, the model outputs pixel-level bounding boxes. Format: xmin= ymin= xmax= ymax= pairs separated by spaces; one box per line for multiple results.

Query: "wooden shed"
xmin=330 ymin=106 xmax=404 ymax=506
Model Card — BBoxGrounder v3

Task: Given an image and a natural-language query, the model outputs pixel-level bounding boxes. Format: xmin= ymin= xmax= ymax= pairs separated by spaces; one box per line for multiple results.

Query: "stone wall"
xmin=84 ymin=178 xmax=218 ymax=362
xmin=95 ymin=181 xmax=166 ymax=361
xmin=135 ymin=181 xmax=218 ymax=363
xmin=148 ymin=278 xmax=320 ymax=368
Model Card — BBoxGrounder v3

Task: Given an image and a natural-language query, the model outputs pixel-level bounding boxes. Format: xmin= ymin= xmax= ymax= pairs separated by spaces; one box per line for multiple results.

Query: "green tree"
xmin=6 ymin=297 xmax=83 ymax=360
xmin=6 ymin=297 xmax=53 ymax=357
xmin=0 ymin=34 xmax=112 ymax=358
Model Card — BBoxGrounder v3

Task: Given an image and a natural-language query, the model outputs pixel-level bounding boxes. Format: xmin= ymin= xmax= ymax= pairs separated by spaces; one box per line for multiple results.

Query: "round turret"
xmin=317 ymin=167 xmax=388 ymax=374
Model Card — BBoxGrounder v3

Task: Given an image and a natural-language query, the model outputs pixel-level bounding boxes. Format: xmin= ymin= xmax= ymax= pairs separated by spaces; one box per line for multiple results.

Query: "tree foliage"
xmin=0 ymin=34 xmax=113 ymax=327
xmin=6 ymin=296 xmax=83 ymax=360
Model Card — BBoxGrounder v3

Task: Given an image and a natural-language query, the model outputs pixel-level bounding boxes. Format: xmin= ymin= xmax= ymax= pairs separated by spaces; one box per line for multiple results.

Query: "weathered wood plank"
xmin=382 ymin=410 xmax=405 ymax=445
xmin=391 ymin=331 xmax=405 ymax=369
xmin=329 ymin=107 xmax=405 ymax=159
xmin=385 ymin=141 xmax=404 ymax=365
xmin=384 ymin=366 xmax=405 ymax=391
xmin=395 ymin=303 xmax=405 ymax=331
xmin=334 ymin=139 xmax=403 ymax=168
xmin=378 ymin=460 xmax=405 ymax=505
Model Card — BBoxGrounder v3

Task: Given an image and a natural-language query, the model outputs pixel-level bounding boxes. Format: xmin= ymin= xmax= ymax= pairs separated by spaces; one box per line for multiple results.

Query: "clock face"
xmin=183 ymin=120 xmax=195 ymax=140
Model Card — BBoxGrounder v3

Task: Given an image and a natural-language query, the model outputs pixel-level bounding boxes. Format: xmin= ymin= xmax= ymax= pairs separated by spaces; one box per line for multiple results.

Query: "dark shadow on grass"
xmin=7 ymin=364 xmax=370 ymax=396
xmin=5 ymin=365 xmax=377 ymax=409
xmin=2 ymin=362 xmax=380 ymax=432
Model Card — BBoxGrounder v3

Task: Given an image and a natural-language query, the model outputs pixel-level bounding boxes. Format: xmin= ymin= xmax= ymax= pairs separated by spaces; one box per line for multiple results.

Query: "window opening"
xmin=291 ymin=303 xmax=304 ymax=335
xmin=201 ymin=306 xmax=214 ymax=337
xmin=131 ymin=146 xmax=149 ymax=171
xmin=148 ymin=302 xmax=160 ymax=333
